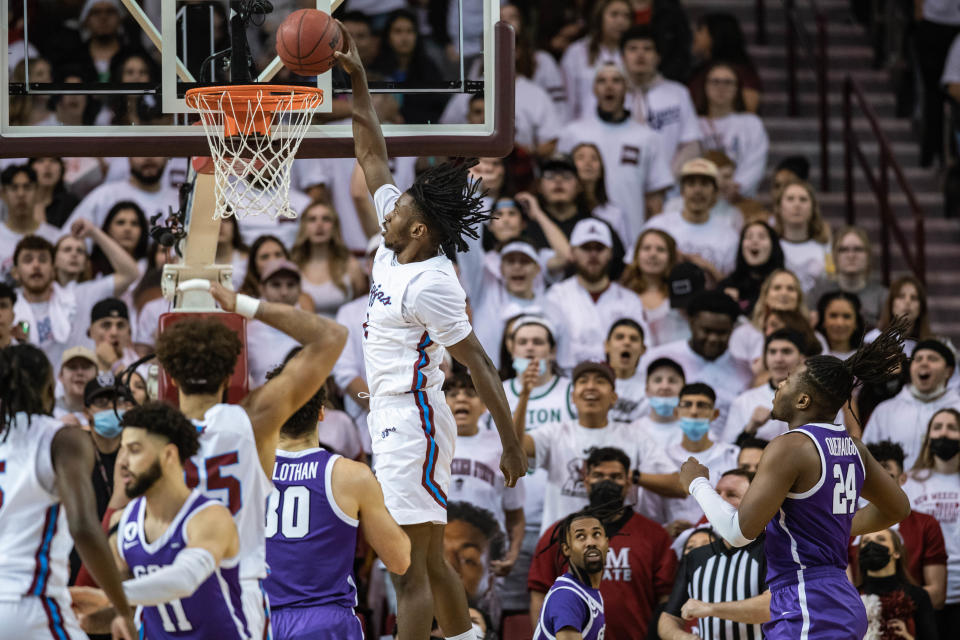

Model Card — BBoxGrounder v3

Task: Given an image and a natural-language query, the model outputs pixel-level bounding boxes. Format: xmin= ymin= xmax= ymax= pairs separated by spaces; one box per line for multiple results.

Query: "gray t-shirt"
xmin=807 ymin=279 xmax=888 ymax=329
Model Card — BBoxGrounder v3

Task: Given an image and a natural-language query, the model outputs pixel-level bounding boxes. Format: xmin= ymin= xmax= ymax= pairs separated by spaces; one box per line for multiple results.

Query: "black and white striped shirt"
xmin=665 ymin=534 xmax=767 ymax=640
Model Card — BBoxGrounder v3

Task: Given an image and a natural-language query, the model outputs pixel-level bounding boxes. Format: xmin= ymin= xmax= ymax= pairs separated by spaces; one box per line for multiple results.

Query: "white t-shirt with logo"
xmin=903 ymin=472 xmax=960 ymax=603
xmin=628 ymin=77 xmax=702 ymax=164
xmin=698 ymin=113 xmax=769 ymax=197
xmin=643 ymin=210 xmax=739 ymax=277
xmin=780 ymin=238 xmax=831 ymax=294
xmin=449 ymin=427 xmax=525 ymax=530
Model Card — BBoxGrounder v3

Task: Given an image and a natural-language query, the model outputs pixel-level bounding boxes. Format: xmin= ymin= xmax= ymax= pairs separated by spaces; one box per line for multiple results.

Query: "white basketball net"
xmin=186 ymin=87 xmax=324 ymax=220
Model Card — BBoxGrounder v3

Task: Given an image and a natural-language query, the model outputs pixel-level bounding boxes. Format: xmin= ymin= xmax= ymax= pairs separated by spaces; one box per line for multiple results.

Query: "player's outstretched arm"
xmin=210 ymin=282 xmax=347 ymax=473
xmin=333 ymin=458 xmax=411 ymax=575
xmin=447 ymin=331 xmax=529 ymax=487
xmin=334 ymin=23 xmax=394 ymax=196
xmin=850 ymin=439 xmax=911 ymax=536
xmin=680 ymin=432 xmax=808 ymax=545
xmin=52 ymin=427 xmax=136 ymax=639
xmin=121 ymin=503 xmax=238 ymax=606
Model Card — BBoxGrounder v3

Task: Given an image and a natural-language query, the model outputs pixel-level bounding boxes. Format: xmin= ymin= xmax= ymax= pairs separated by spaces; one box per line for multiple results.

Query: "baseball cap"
xmin=261 ymin=259 xmax=301 ymax=283
xmin=500 ymin=241 xmax=540 ymax=265
xmin=540 ymin=154 xmax=577 ymax=175
xmin=668 ymin=262 xmax=706 ymax=310
xmin=572 ymin=361 xmax=616 ymax=386
xmin=91 ymin=298 xmax=129 ymax=324
xmin=83 ymin=372 xmax=131 ymax=407
xmin=680 ymin=158 xmax=719 ymax=182
xmin=570 ymin=219 xmax=613 ymax=249
xmin=80 ymin=0 xmax=121 ymax=23
xmin=61 ymin=346 xmax=98 ymax=370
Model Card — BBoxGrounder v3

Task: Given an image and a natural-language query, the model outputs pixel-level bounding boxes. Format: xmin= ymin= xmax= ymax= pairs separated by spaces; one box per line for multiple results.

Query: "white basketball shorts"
xmin=368 ymin=388 xmax=455 ymax=525
xmin=0 ymin=595 xmax=86 ymax=639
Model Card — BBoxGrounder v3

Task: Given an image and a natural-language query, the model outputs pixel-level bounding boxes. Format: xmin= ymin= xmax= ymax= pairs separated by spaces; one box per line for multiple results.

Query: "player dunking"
xmin=154 ymin=288 xmax=347 ymax=638
xmin=334 ymin=27 xmax=528 ymax=640
xmin=0 ymin=344 xmax=135 ymax=639
xmin=679 ymin=318 xmax=913 ymax=639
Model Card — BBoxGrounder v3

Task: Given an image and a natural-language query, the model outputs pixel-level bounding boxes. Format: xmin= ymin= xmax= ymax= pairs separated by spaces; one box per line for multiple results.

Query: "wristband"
xmin=235 ymin=294 xmax=261 ymax=319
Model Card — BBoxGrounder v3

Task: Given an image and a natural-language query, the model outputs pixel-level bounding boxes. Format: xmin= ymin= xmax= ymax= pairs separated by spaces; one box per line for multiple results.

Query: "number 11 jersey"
xmin=764 ymin=422 xmax=865 ymax=584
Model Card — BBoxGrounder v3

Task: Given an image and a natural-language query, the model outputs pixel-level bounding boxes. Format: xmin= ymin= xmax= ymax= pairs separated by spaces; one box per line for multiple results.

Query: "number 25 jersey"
xmin=764 ymin=422 xmax=865 ymax=584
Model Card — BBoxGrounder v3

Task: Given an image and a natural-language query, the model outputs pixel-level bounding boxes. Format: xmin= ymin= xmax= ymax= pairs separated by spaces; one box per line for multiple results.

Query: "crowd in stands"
xmin=3 ymin=0 xmax=960 ymax=639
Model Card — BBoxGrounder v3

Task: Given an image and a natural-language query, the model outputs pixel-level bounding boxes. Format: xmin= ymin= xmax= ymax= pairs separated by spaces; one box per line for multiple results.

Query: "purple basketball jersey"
xmin=765 ymin=423 xmax=865 ymax=585
xmin=534 ymin=572 xmax=605 ymax=640
xmin=264 ymin=449 xmax=359 ymax=610
xmin=117 ymin=490 xmax=250 ymax=639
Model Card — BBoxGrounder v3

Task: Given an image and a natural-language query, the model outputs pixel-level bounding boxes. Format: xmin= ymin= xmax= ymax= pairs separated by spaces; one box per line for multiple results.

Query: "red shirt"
xmin=848 ymin=509 xmax=947 ymax=583
xmin=528 ymin=510 xmax=677 ymax=638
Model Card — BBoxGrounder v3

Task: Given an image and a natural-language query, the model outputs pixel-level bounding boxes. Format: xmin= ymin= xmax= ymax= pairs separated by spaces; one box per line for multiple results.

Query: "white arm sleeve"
xmin=688 ymin=477 xmax=754 ymax=548
xmin=122 ymin=547 xmax=216 ymax=606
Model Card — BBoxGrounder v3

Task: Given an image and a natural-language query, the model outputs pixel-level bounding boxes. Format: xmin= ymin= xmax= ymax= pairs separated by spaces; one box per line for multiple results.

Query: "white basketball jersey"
xmin=0 ymin=414 xmax=72 ymax=602
xmin=189 ymin=404 xmax=272 ymax=580
xmin=363 ymin=185 xmax=472 ymax=397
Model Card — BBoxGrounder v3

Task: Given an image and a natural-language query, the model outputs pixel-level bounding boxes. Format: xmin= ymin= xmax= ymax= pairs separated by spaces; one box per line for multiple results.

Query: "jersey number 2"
xmin=832 ymin=463 xmax=857 ymax=515
xmin=184 ymin=452 xmax=242 ymax=515
xmin=265 ymin=486 xmax=310 ymax=539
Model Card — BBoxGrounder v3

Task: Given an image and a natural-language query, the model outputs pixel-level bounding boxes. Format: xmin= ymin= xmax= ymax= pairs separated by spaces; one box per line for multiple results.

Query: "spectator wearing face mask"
xmin=633 ymin=357 xmax=685 ymax=444
xmin=641 ymin=383 xmax=740 ymax=536
xmin=856 ymin=528 xmax=939 ymax=640
xmin=544 ymin=219 xmax=649 ymax=370
xmin=604 ymin=318 xmax=649 ymax=423
xmin=659 ymin=469 xmax=769 ymax=640
xmin=720 ymin=329 xmax=806 ymax=445
xmin=903 ymin=408 xmax=960 ymax=634
xmin=529 ymin=447 xmax=677 ymax=639
xmin=54 ymin=346 xmax=99 ymax=425
xmin=82 ymin=372 xmax=136 ymax=520
xmin=863 ymin=339 xmax=960 ymax=467
xmin=638 ymin=290 xmax=752 ymax=427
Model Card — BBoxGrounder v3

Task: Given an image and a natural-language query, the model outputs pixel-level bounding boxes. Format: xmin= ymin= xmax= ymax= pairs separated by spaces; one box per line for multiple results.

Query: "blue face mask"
xmin=649 ymin=396 xmax=679 ymax=418
xmin=93 ymin=409 xmax=125 ymax=439
xmin=679 ymin=417 xmax=711 ymax=441
xmin=513 ymin=357 xmax=548 ymax=377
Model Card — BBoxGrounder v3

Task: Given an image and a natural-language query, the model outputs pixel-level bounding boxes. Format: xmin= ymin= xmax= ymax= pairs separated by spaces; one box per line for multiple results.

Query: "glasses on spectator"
xmin=836 ymin=246 xmax=867 ymax=254
xmin=542 ymin=170 xmax=575 ymax=181
xmin=707 ymin=77 xmax=737 ymax=87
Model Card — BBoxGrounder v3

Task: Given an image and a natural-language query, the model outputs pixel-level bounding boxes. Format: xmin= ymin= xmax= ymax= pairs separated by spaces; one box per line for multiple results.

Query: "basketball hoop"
xmin=185 ymin=84 xmax=324 ymax=220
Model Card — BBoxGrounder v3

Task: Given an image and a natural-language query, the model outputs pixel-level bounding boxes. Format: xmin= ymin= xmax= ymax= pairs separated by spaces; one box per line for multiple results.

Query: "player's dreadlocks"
xmin=407 ymin=158 xmax=492 ymax=259
xmin=0 ymin=344 xmax=54 ymax=440
xmin=801 ymin=314 xmax=911 ymax=415
xmin=548 ymin=507 xmax=606 ymax=586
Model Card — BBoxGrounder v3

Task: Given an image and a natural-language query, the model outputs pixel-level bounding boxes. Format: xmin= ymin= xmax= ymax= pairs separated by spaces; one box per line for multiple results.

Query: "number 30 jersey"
xmin=118 ymin=490 xmax=251 ymax=639
xmin=188 ymin=404 xmax=273 ymax=581
xmin=764 ymin=422 xmax=865 ymax=584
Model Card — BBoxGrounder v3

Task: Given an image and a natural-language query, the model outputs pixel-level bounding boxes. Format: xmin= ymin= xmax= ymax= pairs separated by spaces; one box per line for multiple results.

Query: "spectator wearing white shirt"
xmin=500 ymin=3 xmax=566 ymax=108
xmin=717 ymin=221 xmax=786 ymax=318
xmin=88 ymin=200 xmax=149 ymax=278
xmin=641 ymin=382 xmax=740 ymax=533
xmin=238 ymin=235 xmax=314 ymax=313
xmin=813 ymin=291 xmax=865 ymax=360
xmin=864 ymin=339 xmax=960 ymax=469
xmin=737 ymin=437 xmax=767 ymax=473
xmin=916 ymin=2 xmax=960 ymax=166
xmin=0 ymin=165 xmax=61 ymax=281
xmin=443 ymin=373 xmax=525 ymax=573
xmin=52 ymin=234 xmax=91 ymax=287
xmin=620 ymin=229 xmax=679 ymax=347
xmin=633 ymin=357 xmax=685 ymax=445
xmin=558 ymin=63 xmax=673 ymax=244
xmin=728 ymin=269 xmax=811 ymax=370
xmin=638 ymin=290 xmax=753 ymax=428
xmin=87 ymin=297 xmax=139 ymax=374
xmin=64 ymin=157 xmax=180 ymax=231
xmin=902 ymin=408 xmax=960 ymax=633
xmin=559 ymin=0 xmax=632 ymax=122
xmin=695 ymin=62 xmax=769 ymax=197
xmin=0 ymin=284 xmax=16 ymax=349
xmin=620 ymin=26 xmax=702 ymax=177
xmin=644 ymin=158 xmax=739 ymax=282
xmin=544 ymin=219 xmax=648 ymax=370
xmin=54 ymin=346 xmax=99 ymax=425
xmin=775 ymin=180 xmax=833 ymax=294
xmin=720 ymin=329 xmax=806 ymax=445
xmin=11 ymin=226 xmax=139 ymax=368
xmin=246 ymin=259 xmax=303 ymax=386
xmin=605 ymin=318 xmax=649 ymax=423
xmin=571 ymin=142 xmax=631 ymax=246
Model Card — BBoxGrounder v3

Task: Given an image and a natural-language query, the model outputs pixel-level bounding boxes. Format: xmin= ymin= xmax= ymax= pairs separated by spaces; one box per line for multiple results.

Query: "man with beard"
xmin=78 ymin=403 xmax=251 ymax=639
xmin=12 ymin=230 xmax=139 ymax=367
xmin=528 ymin=447 xmax=677 ymax=638
xmin=532 ymin=508 xmax=610 ymax=640
xmin=544 ymin=219 xmax=648 ymax=370
xmin=65 ymin=157 xmax=179 ymax=230
xmin=644 ymin=158 xmax=739 ymax=282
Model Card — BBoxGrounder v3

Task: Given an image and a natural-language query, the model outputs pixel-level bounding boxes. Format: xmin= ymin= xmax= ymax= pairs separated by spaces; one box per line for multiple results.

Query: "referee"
xmin=659 ymin=469 xmax=770 ymax=640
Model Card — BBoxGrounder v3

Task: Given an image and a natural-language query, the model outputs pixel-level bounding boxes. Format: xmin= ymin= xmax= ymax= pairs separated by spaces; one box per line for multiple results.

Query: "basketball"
xmin=275 ymin=9 xmax=346 ymax=76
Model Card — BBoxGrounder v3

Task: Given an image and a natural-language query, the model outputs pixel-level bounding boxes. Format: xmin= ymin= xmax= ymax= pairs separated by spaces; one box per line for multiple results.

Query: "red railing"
xmin=783 ymin=0 xmax=829 ymax=192
xmin=842 ymin=76 xmax=926 ymax=285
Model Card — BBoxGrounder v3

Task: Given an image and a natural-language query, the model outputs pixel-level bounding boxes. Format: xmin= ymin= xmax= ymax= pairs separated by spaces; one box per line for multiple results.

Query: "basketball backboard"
xmin=1 ymin=0 xmax=514 ymax=158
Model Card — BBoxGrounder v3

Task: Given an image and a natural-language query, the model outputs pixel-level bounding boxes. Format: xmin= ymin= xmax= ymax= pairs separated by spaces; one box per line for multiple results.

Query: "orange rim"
xmin=185 ymin=84 xmax=324 ymax=138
